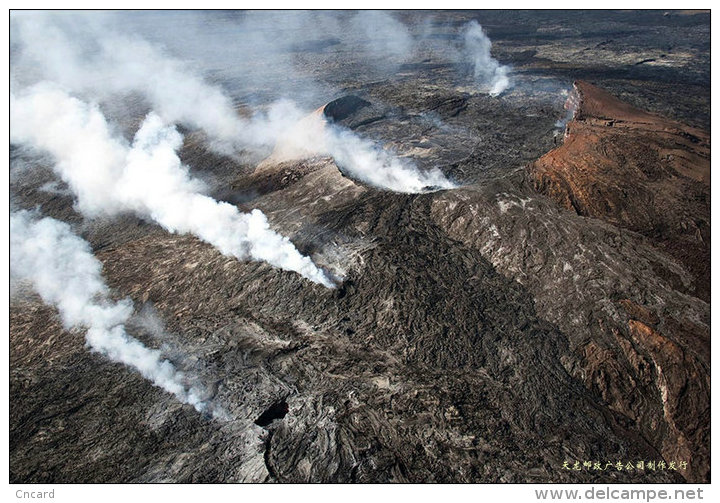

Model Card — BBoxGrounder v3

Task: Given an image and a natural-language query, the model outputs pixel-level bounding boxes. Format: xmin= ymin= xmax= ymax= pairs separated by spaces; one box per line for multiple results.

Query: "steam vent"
xmin=322 ymin=95 xmax=372 ymax=122
xmin=10 ymin=9 xmax=711 ymax=489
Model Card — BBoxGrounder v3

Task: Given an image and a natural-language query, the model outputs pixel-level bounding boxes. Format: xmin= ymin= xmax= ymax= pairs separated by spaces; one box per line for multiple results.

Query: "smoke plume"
xmin=351 ymin=11 xmax=414 ymax=64
xmin=326 ymin=126 xmax=455 ymax=192
xmin=463 ymin=21 xmax=511 ymax=96
xmin=263 ymin=107 xmax=456 ymax=192
xmin=10 ymin=11 xmax=296 ymax=155
xmin=10 ymin=210 xmax=209 ymax=413
xmin=10 ymin=84 xmax=335 ymax=287
xmin=11 ymin=11 xmax=455 ymax=194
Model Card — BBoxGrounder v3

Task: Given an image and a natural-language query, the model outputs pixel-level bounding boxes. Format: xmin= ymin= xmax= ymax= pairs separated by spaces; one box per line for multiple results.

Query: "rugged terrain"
xmin=10 ymin=10 xmax=710 ymax=483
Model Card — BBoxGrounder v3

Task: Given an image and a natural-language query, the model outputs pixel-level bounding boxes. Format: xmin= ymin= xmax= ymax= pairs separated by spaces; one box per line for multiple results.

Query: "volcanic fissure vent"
xmin=254 ymin=401 xmax=290 ymax=428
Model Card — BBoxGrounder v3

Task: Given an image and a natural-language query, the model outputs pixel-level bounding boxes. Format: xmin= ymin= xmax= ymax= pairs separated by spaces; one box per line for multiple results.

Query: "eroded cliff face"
xmin=528 ymin=80 xmax=710 ymax=301
xmin=496 ymin=81 xmax=710 ymax=481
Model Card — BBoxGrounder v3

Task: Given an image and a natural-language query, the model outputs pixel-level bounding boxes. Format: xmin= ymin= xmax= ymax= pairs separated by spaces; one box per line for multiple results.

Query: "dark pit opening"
xmin=254 ymin=401 xmax=289 ymax=427
xmin=323 ymin=95 xmax=371 ymax=123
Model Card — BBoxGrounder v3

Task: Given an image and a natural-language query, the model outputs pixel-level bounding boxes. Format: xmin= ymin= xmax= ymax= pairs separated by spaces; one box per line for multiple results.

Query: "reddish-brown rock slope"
xmin=528 ymin=80 xmax=710 ymax=300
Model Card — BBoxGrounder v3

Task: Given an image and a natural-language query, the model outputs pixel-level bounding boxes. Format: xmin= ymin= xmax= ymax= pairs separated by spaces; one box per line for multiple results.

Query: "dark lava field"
xmin=9 ymin=10 xmax=710 ymax=483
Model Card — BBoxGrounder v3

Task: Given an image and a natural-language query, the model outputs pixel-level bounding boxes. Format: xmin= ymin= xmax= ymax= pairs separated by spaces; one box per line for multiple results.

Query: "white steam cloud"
xmin=10 ymin=210 xmax=209 ymax=413
xmin=11 ymin=11 xmax=455 ymax=194
xmin=10 ymin=85 xmax=335 ymax=287
xmin=10 ymin=12 xmax=296 ymax=154
xmin=463 ymin=21 xmax=511 ymax=96
xmin=264 ymin=107 xmax=456 ymax=192
xmin=352 ymin=11 xmax=414 ymax=64
xmin=327 ymin=126 xmax=455 ymax=193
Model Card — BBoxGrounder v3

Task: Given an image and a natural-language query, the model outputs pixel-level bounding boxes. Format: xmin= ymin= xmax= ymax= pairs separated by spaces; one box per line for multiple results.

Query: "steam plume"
xmin=11 ymin=12 xmax=452 ymax=194
xmin=10 ymin=85 xmax=334 ymax=287
xmin=264 ymin=106 xmax=456 ymax=193
xmin=463 ymin=21 xmax=511 ymax=96
xmin=10 ymin=210 xmax=208 ymax=412
xmin=351 ymin=11 xmax=414 ymax=64
xmin=326 ymin=126 xmax=455 ymax=193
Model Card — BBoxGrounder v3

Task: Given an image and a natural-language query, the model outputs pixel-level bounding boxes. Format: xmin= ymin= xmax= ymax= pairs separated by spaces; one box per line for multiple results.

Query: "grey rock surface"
xmin=10 ymin=10 xmax=709 ymax=483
